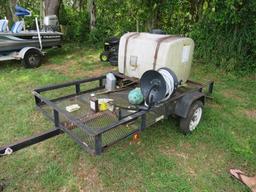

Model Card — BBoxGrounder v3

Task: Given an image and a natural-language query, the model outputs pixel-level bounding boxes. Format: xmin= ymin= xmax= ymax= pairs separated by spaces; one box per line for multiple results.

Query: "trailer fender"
xmin=174 ymin=91 xmax=205 ymax=118
xmin=18 ymin=47 xmax=42 ymax=59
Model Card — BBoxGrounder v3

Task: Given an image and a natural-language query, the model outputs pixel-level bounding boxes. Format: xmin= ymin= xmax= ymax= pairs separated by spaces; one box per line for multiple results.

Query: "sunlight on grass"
xmin=0 ymin=45 xmax=255 ymax=192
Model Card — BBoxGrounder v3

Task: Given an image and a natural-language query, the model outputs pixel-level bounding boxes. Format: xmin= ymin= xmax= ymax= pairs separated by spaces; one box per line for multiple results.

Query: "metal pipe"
xmin=34 ymin=75 xmax=105 ymax=92
xmin=35 ymin=17 xmax=42 ymax=50
xmin=0 ymin=129 xmax=62 ymax=157
xmin=4 ymin=17 xmax=9 ymax=31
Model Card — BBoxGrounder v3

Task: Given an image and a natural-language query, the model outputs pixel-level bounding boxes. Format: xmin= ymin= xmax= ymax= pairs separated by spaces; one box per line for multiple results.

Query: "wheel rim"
xmin=189 ymin=107 xmax=202 ymax=131
xmin=102 ymin=55 xmax=108 ymax=61
xmin=28 ymin=53 xmax=39 ymax=66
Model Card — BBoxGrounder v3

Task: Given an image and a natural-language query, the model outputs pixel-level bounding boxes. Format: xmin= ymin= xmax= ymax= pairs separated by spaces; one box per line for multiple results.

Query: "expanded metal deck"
xmin=32 ymin=73 xmax=212 ymax=155
xmin=38 ymin=87 xmax=143 ymax=152
xmin=0 ymin=73 xmax=213 ymax=156
xmin=31 ymin=75 xmax=149 ymax=154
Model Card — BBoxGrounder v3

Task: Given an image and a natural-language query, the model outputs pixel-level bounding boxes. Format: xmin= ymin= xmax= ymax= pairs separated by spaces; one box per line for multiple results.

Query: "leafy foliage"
xmin=191 ymin=0 xmax=256 ymax=73
xmin=59 ymin=5 xmax=90 ymax=42
xmin=0 ymin=0 xmax=255 ymax=73
xmin=0 ymin=45 xmax=255 ymax=191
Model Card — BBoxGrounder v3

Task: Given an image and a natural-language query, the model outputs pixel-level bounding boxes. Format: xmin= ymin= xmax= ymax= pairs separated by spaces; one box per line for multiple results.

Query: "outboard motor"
xmin=43 ymin=15 xmax=59 ymax=31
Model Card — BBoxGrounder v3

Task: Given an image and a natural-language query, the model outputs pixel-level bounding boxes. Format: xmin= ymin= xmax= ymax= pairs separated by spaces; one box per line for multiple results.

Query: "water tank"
xmin=118 ymin=32 xmax=194 ymax=84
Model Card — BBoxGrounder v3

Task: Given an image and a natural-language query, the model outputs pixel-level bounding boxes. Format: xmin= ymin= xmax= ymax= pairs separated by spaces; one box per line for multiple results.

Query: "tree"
xmin=189 ymin=0 xmax=205 ymax=22
xmin=72 ymin=0 xmax=85 ymax=11
xmin=9 ymin=0 xmax=17 ymax=21
xmin=44 ymin=0 xmax=60 ymax=16
xmin=87 ymin=0 xmax=96 ymax=30
xmin=0 ymin=0 xmax=10 ymax=21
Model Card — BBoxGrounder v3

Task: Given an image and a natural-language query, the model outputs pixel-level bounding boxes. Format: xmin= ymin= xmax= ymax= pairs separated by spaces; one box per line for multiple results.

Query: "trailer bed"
xmin=0 ymin=73 xmax=213 ymax=156
xmin=32 ymin=73 xmax=211 ymax=155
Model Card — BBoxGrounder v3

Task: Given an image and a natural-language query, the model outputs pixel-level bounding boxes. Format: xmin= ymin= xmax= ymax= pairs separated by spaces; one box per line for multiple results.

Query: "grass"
xmin=0 ymin=44 xmax=255 ymax=192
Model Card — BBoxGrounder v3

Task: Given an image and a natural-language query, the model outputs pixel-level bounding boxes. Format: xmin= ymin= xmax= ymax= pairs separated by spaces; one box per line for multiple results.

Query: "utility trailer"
xmin=0 ymin=32 xmax=215 ymax=156
xmin=0 ymin=72 xmax=213 ymax=156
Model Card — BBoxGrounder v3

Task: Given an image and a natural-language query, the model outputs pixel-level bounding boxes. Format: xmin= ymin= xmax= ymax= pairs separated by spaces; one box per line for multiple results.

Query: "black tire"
xmin=22 ymin=49 xmax=42 ymax=68
xmin=109 ymin=55 xmax=118 ymax=66
xmin=100 ymin=52 xmax=109 ymax=62
xmin=179 ymin=100 xmax=203 ymax=134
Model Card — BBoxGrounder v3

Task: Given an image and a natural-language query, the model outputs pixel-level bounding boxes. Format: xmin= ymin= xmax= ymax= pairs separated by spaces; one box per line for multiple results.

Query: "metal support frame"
xmin=208 ymin=81 xmax=214 ymax=94
xmin=0 ymin=73 xmax=214 ymax=157
xmin=141 ymin=114 xmax=146 ymax=131
xmin=95 ymin=134 xmax=102 ymax=155
xmin=75 ymin=84 xmax=80 ymax=94
xmin=54 ymin=110 xmax=60 ymax=127
xmin=0 ymin=129 xmax=62 ymax=156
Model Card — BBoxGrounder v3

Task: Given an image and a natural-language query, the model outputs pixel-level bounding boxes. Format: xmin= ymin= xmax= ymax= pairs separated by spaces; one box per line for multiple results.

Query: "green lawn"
xmin=0 ymin=44 xmax=255 ymax=192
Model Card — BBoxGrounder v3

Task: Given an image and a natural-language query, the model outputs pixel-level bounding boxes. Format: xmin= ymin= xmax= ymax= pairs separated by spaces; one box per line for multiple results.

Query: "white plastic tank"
xmin=118 ymin=32 xmax=195 ymax=84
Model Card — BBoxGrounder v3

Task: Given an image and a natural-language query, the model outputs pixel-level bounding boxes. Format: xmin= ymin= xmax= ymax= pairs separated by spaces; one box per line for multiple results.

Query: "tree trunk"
xmin=5 ymin=2 xmax=12 ymax=22
xmin=79 ymin=0 xmax=86 ymax=11
xmin=72 ymin=0 xmax=79 ymax=9
xmin=9 ymin=0 xmax=17 ymax=22
xmin=136 ymin=19 xmax=139 ymax=32
xmin=88 ymin=0 xmax=96 ymax=30
xmin=72 ymin=0 xmax=84 ymax=11
xmin=40 ymin=0 xmax=45 ymax=28
xmin=155 ymin=0 xmax=163 ymax=28
xmin=144 ymin=1 xmax=163 ymax=31
xmin=44 ymin=0 xmax=60 ymax=16
xmin=189 ymin=0 xmax=205 ymax=22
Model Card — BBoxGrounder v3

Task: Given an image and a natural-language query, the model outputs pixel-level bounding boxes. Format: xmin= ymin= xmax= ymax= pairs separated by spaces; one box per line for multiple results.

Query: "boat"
xmin=0 ymin=31 xmax=62 ymax=54
xmin=0 ymin=6 xmax=62 ymax=55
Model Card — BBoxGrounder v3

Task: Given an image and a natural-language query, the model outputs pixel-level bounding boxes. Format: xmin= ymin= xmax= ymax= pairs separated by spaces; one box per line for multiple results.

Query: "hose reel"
xmin=140 ymin=68 xmax=178 ymax=106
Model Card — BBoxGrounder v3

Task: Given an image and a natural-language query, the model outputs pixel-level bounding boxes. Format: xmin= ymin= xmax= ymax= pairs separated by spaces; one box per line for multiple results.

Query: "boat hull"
xmin=0 ymin=31 xmax=62 ymax=54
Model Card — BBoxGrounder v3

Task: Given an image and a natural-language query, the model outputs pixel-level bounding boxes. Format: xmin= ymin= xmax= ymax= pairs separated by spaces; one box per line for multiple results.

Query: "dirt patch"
xmin=74 ymin=159 xmax=103 ymax=192
xmin=0 ymin=179 xmax=8 ymax=192
xmin=78 ymin=66 xmax=116 ymax=78
xmin=43 ymin=61 xmax=116 ymax=78
xmin=43 ymin=61 xmax=76 ymax=76
xmin=160 ymin=147 xmax=189 ymax=160
xmin=160 ymin=143 xmax=228 ymax=178
xmin=207 ymin=102 xmax=223 ymax=110
xmin=244 ymin=109 xmax=256 ymax=119
xmin=160 ymin=146 xmax=197 ymax=177
xmin=222 ymin=89 xmax=243 ymax=102
xmin=246 ymin=74 xmax=256 ymax=80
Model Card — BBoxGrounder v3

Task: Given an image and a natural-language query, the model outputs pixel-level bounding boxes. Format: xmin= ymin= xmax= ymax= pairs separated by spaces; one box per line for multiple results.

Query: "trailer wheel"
xmin=100 ymin=52 xmax=109 ymax=62
xmin=22 ymin=49 xmax=42 ymax=68
xmin=179 ymin=100 xmax=203 ymax=134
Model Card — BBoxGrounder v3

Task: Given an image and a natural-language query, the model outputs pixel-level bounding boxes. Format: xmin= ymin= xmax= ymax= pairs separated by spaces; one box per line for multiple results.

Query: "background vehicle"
xmin=100 ymin=36 xmax=119 ymax=66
